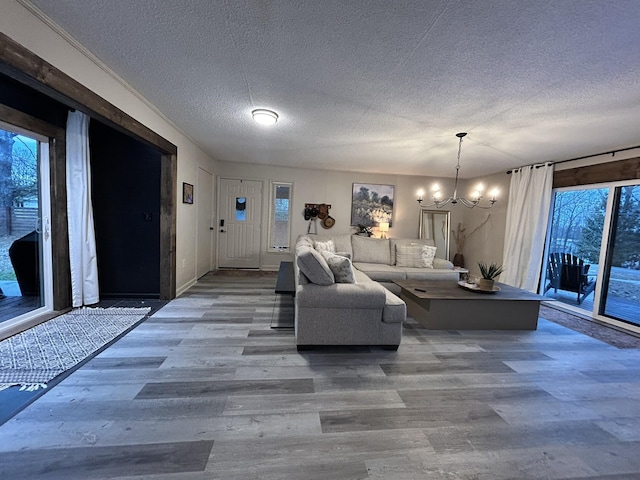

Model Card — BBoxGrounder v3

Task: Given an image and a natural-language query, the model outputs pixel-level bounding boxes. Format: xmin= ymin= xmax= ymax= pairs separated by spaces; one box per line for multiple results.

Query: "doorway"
xmin=197 ymin=167 xmax=214 ymax=278
xmin=0 ymin=123 xmax=53 ymax=326
xmin=540 ymin=182 xmax=640 ymax=332
xmin=217 ymin=178 xmax=262 ymax=269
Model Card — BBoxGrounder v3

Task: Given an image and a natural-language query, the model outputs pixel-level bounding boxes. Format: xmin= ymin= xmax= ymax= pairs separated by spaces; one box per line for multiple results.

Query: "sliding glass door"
xmin=541 ymin=181 xmax=640 ymax=331
xmin=0 ymin=123 xmax=53 ymax=326
xmin=599 ymin=184 xmax=640 ymax=325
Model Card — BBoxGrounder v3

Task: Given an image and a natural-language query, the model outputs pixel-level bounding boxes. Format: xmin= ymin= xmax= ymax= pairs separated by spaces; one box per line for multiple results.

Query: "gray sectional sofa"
xmin=294 ymin=233 xmax=458 ymax=350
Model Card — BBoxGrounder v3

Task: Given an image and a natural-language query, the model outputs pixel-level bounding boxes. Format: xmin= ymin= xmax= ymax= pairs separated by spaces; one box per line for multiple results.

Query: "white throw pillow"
xmin=321 ymin=251 xmax=356 ymax=283
xmin=314 ymin=239 xmax=336 ymax=253
xmin=396 ymin=244 xmax=437 ymax=268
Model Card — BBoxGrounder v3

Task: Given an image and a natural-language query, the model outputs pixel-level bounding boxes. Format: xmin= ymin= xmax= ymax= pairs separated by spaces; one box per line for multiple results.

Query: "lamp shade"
xmin=378 ymin=222 xmax=389 ymax=232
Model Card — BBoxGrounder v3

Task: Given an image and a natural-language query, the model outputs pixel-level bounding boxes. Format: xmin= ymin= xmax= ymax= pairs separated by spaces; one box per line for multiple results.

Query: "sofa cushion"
xmin=296 ymin=281 xmax=387 ymax=309
xmin=352 ymin=235 xmax=391 ymax=264
xmin=321 ymin=251 xmax=356 ymax=284
xmin=314 ymin=239 xmax=335 ymax=253
xmin=295 ymin=234 xmax=315 ymax=251
xmin=296 ymin=248 xmax=335 ymax=285
xmin=382 ymin=289 xmax=406 ymax=323
xmin=390 ymin=238 xmax=435 ymax=264
xmin=353 ymin=262 xmax=407 ymax=281
xmin=353 ymin=269 xmax=374 ymax=283
xmin=396 ymin=244 xmax=437 ymax=268
xmin=336 ymin=251 xmax=352 ymax=260
xmin=433 ymin=258 xmax=454 ymax=270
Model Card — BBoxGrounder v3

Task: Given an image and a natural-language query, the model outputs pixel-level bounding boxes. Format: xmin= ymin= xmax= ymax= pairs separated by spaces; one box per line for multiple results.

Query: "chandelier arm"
xmin=458 ymin=197 xmax=495 ymax=209
xmin=457 ymin=197 xmax=478 ymax=208
xmin=420 ymin=197 xmax=453 ymax=209
xmin=416 ymin=132 xmax=498 ymax=210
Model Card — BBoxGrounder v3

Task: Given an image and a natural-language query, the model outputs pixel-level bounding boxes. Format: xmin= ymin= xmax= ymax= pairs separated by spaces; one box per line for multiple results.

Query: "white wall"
xmin=214 ymin=160 xmax=468 ymax=270
xmin=461 ymin=171 xmax=511 ymax=280
xmin=0 ymin=1 xmax=218 ymax=295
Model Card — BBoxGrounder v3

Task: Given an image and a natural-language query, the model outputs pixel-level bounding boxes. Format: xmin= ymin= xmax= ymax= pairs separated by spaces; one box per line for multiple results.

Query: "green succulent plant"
xmin=478 ymin=261 xmax=505 ymax=280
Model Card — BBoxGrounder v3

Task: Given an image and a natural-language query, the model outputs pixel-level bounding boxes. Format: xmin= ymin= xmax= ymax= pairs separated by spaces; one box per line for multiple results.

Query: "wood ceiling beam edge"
xmin=553 ymin=157 xmax=640 ymax=189
xmin=0 ymin=31 xmax=177 ymax=155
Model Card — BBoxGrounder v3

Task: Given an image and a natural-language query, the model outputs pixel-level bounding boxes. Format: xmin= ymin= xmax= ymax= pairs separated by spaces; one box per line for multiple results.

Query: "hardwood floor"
xmin=1 ymin=273 xmax=640 ymax=479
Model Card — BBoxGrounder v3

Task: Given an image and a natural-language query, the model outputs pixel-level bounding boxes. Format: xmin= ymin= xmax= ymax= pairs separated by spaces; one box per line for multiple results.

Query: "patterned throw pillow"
xmin=321 ymin=251 xmax=357 ymax=283
xmin=396 ymin=244 xmax=437 ymax=268
xmin=421 ymin=245 xmax=437 ymax=268
xmin=314 ymin=239 xmax=336 ymax=253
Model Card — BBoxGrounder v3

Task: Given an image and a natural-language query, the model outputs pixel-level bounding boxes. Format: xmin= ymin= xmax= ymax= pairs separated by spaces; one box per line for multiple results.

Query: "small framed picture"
xmin=183 ymin=182 xmax=194 ymax=204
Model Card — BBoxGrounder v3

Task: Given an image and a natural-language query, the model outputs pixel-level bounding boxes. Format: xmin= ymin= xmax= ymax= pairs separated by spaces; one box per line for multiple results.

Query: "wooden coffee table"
xmin=394 ymin=279 xmax=544 ymax=330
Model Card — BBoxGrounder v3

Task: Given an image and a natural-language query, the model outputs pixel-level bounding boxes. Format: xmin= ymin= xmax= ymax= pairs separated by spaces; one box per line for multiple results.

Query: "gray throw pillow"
xmin=321 ymin=251 xmax=356 ymax=283
xmin=296 ymin=248 xmax=335 ymax=285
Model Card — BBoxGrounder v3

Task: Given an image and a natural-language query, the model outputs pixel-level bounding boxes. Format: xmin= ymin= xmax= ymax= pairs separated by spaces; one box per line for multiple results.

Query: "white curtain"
xmin=501 ymin=163 xmax=554 ymax=292
xmin=66 ymin=111 xmax=99 ymax=307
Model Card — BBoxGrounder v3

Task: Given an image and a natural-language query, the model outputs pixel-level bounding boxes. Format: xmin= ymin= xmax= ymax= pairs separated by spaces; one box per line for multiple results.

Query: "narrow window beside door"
xmin=268 ymin=182 xmax=292 ymax=252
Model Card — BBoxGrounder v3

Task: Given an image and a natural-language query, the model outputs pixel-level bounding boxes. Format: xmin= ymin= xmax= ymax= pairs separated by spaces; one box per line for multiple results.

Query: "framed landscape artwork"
xmin=351 ymin=183 xmax=394 ymax=227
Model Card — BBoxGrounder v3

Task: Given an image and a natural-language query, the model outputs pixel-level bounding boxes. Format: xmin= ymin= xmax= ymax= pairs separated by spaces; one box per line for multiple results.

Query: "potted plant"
xmin=355 ymin=224 xmax=374 ymax=237
xmin=477 ymin=261 xmax=505 ymax=290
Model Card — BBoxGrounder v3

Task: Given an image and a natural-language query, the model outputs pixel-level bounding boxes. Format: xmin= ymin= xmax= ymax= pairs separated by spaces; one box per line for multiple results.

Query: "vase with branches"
xmin=450 ymin=215 xmax=491 ymax=267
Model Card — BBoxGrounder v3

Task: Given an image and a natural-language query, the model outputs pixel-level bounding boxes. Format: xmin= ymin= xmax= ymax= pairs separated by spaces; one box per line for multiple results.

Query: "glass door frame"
xmin=542 ymin=180 xmax=640 ymax=336
xmin=0 ymin=121 xmax=54 ymax=340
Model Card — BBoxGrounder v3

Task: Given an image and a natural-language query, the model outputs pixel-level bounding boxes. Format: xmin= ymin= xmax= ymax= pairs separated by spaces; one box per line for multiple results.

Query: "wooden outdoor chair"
xmin=545 ymin=252 xmax=596 ymax=305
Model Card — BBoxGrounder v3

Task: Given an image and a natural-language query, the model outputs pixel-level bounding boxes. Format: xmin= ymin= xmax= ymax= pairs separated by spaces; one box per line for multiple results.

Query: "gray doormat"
xmin=0 ymin=307 xmax=150 ymax=390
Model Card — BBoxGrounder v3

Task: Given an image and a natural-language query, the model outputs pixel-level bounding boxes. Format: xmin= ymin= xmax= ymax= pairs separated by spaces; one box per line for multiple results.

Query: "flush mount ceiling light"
xmin=251 ymin=109 xmax=279 ymax=126
xmin=417 ymin=132 xmax=498 ymax=209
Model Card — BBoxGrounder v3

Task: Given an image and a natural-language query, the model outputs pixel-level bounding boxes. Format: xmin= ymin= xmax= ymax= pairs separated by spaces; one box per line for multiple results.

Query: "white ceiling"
xmin=27 ymin=0 xmax=640 ymax=178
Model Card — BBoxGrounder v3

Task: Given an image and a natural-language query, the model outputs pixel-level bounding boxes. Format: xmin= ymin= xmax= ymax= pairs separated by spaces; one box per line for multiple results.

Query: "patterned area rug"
xmin=0 ymin=307 xmax=150 ymax=390
xmin=540 ymin=304 xmax=640 ymax=348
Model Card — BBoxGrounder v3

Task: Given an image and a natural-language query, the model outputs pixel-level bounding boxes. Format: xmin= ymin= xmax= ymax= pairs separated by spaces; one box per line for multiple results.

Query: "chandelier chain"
xmin=416 ymin=132 xmax=497 ymax=210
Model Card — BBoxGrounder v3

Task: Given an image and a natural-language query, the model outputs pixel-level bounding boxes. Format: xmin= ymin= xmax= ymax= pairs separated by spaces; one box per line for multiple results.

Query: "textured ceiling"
xmin=26 ymin=0 xmax=640 ymax=178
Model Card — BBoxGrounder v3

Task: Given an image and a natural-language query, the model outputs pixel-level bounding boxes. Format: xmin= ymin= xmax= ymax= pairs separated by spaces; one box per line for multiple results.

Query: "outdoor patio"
xmin=542 ymin=265 xmax=640 ymax=327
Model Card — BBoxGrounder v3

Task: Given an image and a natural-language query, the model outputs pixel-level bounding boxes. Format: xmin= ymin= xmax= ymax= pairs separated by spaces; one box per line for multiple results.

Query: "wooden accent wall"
xmin=160 ymin=154 xmax=177 ymax=299
xmin=554 ymin=157 xmax=640 ymax=188
xmin=0 ymin=32 xmax=178 ymax=301
xmin=0 ymin=32 xmax=176 ymax=156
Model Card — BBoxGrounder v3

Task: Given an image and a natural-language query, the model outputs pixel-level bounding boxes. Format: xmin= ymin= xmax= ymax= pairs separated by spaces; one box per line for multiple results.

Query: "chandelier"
xmin=417 ymin=132 xmax=498 ymax=209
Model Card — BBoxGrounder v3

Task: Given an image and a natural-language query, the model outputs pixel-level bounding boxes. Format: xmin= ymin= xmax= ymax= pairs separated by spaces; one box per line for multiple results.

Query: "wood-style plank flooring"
xmin=1 ymin=273 xmax=640 ymax=479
